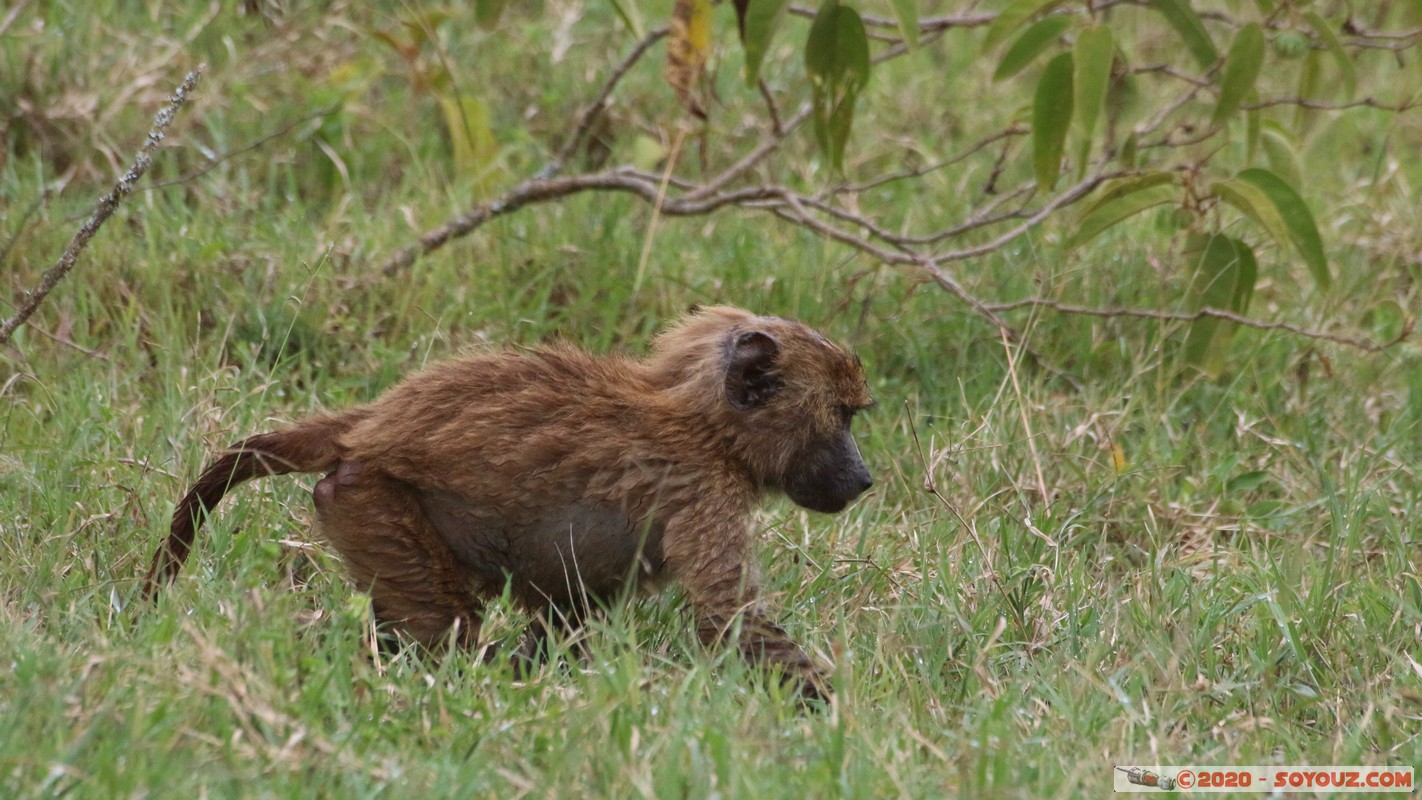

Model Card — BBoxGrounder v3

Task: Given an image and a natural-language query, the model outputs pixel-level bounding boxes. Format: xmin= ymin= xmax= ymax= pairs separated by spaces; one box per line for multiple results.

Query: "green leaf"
xmin=1033 ymin=52 xmax=1074 ymax=191
xmin=1183 ymin=234 xmax=1252 ymax=374
xmin=1212 ymin=22 xmax=1265 ymax=126
xmin=1210 ymin=178 xmax=1293 ymax=261
xmin=1148 ymin=0 xmax=1217 ymax=69
xmin=890 ymin=0 xmax=919 ymax=50
xmin=806 ymin=0 xmax=871 ymax=172
xmin=1237 ymin=167 xmax=1329 ymax=288
xmin=1067 ymin=181 xmax=1177 ymax=250
xmin=805 ymin=1 xmax=870 ymax=85
xmin=631 ymin=135 xmax=668 ymax=172
xmin=1077 ymin=171 xmax=1178 ymax=218
xmin=1105 ymin=65 xmax=1140 ymax=132
xmin=1119 ymin=130 xmax=1138 ymax=168
xmin=608 ymin=0 xmax=644 ymax=37
xmin=437 ymin=93 xmax=499 ymax=190
xmin=984 ymin=0 xmax=1066 ymax=51
xmin=742 ymin=0 xmax=789 ymax=86
xmin=474 ymin=0 xmax=510 ymax=30
xmin=1188 ymin=234 xmax=1257 ymax=377
xmin=1231 ymin=235 xmax=1259 ymax=314
xmin=1072 ymin=24 xmax=1112 ymax=140
xmin=1303 ymin=11 xmax=1357 ymax=100
xmin=1259 ymin=121 xmax=1302 ymax=190
xmin=994 ymin=14 xmax=1072 ymax=82
xmin=1226 ymin=470 xmax=1271 ymax=494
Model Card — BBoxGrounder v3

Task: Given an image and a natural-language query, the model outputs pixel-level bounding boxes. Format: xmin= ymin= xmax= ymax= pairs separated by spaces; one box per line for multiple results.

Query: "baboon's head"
xmin=653 ymin=306 xmax=874 ymax=513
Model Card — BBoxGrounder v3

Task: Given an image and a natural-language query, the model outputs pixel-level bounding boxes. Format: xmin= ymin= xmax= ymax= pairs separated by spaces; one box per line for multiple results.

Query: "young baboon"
xmin=145 ymin=306 xmax=874 ymax=699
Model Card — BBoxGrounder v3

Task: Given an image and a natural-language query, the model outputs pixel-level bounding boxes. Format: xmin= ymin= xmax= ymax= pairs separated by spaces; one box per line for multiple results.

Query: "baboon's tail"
xmin=142 ymin=413 xmax=354 ymax=601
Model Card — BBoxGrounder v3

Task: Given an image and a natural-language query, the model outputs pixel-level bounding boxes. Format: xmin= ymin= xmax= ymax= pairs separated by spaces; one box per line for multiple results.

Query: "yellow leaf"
xmin=1111 ymin=443 xmax=1127 ymax=475
xmin=632 ymin=135 xmax=667 ymax=171
xmin=667 ymin=0 xmax=713 ymax=119
xmin=437 ymin=93 xmax=499 ymax=192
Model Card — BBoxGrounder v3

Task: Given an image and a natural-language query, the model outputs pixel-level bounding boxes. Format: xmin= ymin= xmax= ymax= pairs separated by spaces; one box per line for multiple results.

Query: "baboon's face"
xmin=782 ymin=412 xmax=873 ymax=513
xmin=724 ymin=325 xmax=874 ymax=514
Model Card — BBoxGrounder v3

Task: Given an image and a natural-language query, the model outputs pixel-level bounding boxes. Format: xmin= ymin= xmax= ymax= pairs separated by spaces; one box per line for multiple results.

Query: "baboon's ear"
xmin=725 ymin=331 xmax=782 ymax=411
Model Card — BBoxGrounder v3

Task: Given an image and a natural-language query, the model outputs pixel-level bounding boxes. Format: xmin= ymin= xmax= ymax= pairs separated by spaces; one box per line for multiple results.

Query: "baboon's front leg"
xmin=694 ymin=609 xmax=829 ymax=702
xmin=313 ymin=460 xmax=485 ymax=650
xmin=666 ymin=510 xmax=830 ymax=701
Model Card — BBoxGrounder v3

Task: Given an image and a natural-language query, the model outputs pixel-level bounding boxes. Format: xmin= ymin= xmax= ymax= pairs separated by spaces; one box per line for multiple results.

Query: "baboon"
xmin=144 ymin=306 xmax=873 ymax=700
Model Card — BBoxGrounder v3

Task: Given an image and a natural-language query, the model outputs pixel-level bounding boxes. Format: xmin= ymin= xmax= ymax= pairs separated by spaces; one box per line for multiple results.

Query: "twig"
xmin=0 ymin=185 xmax=53 ymax=268
xmin=381 ymin=157 xmax=1403 ymax=353
xmin=0 ymin=0 xmax=30 ymax=37
xmin=26 ymin=323 xmax=108 ymax=360
xmin=380 ymin=170 xmax=659 ymax=275
xmin=1342 ymin=25 xmax=1422 ymax=42
xmin=683 ymin=103 xmax=812 ymax=201
xmin=1131 ymin=63 xmax=1211 ymax=87
xmin=999 ymin=327 xmax=1051 ymax=507
xmin=756 ymin=195 xmax=1023 ymax=336
xmin=543 ymin=26 xmax=669 ymax=179
xmin=846 ymin=125 xmax=1027 ymax=194
xmin=930 ymin=169 xmax=1121 ymax=263
xmin=0 ymin=66 xmax=205 ymax=347
xmin=373 ymin=6 xmax=1412 ymax=357
xmin=633 ymin=129 xmax=687 ymax=293
xmin=787 ymin=5 xmax=994 ymax=32
xmin=1242 ymin=95 xmax=1421 ymax=112
xmin=143 ymin=106 xmax=338 ymax=191
xmin=982 ymin=297 xmax=1411 ymax=352
xmin=757 ymin=79 xmax=784 ymax=137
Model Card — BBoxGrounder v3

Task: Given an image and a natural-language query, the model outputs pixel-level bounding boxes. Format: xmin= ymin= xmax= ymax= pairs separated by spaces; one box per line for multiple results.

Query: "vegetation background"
xmin=1 ymin=1 xmax=1419 ymax=796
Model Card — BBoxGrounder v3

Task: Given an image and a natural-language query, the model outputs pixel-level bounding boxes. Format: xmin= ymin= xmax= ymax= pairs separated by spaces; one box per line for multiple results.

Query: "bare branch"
xmin=543 ymin=26 xmax=669 ymax=179
xmin=379 ymin=158 xmax=1402 ymax=352
xmin=27 ymin=323 xmax=109 ymax=361
xmin=1243 ymin=95 xmax=1422 ymax=112
xmin=930 ymin=170 xmax=1122 ymax=264
xmin=756 ymin=79 xmax=784 ymax=137
xmin=787 ymin=5 xmax=993 ymax=32
xmin=375 ymin=6 xmax=1415 ymax=358
xmin=983 ymin=297 xmax=1412 ymax=352
xmin=684 ymin=103 xmax=812 ymax=202
xmin=0 ymin=0 xmax=31 ymax=37
xmin=1131 ymin=63 xmax=1211 ymax=87
xmin=846 ymin=125 xmax=1027 ymax=194
xmin=0 ymin=185 xmax=52 ymax=268
xmin=1136 ymin=80 xmax=1212 ymax=142
xmin=0 ymin=66 xmax=205 ymax=347
xmin=380 ymin=170 xmax=661 ymax=275
xmin=143 ymin=106 xmax=339 ymax=191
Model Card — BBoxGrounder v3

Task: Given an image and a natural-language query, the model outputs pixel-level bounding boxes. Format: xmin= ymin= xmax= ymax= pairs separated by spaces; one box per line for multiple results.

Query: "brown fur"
xmin=144 ymin=306 xmax=873 ymax=699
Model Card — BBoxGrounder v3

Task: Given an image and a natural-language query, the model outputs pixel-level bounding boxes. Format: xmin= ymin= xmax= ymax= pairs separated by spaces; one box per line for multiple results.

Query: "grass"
xmin=2 ymin=2 xmax=1420 ymax=797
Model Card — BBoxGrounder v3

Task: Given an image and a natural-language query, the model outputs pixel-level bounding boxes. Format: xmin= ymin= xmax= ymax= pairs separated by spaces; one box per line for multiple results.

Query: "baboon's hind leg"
xmin=313 ymin=461 xmax=484 ymax=650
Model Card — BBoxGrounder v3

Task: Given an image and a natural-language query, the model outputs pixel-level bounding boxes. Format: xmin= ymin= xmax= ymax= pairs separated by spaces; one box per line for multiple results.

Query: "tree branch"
xmin=143 ymin=106 xmax=338 ymax=191
xmin=543 ymin=26 xmax=669 ymax=179
xmin=982 ymin=297 xmax=1412 ymax=352
xmin=374 ymin=8 xmax=1415 ymax=357
xmin=1 ymin=66 xmax=205 ymax=347
xmin=1243 ymin=95 xmax=1421 ymax=112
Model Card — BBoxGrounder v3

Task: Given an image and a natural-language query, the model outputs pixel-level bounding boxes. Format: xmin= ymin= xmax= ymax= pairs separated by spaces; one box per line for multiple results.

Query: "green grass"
xmin=3 ymin=2 xmax=1421 ymax=797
